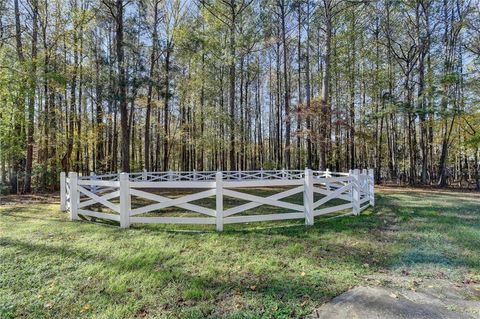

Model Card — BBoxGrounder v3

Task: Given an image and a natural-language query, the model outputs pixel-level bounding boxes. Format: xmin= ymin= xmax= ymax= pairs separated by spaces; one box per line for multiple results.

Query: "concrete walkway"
xmin=306 ymin=286 xmax=480 ymax=319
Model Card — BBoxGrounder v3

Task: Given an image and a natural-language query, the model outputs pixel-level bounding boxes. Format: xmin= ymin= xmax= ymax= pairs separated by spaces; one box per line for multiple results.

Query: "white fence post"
xmin=260 ymin=168 xmax=264 ymax=179
xmin=368 ymin=168 xmax=375 ymax=206
xmin=304 ymin=168 xmax=314 ymax=225
xmin=119 ymin=173 xmax=131 ymax=228
xmin=352 ymin=169 xmax=360 ymax=215
xmin=281 ymin=168 xmax=286 ymax=179
xmin=60 ymin=172 xmax=66 ymax=211
xmin=216 ymin=171 xmax=223 ymax=231
xmin=142 ymin=169 xmax=147 ymax=181
xmin=90 ymin=172 xmax=98 ymax=194
xmin=325 ymin=168 xmax=331 ymax=191
xmin=362 ymin=169 xmax=367 ymax=194
xmin=348 ymin=169 xmax=352 ymax=196
xmin=69 ymin=172 xmax=78 ymax=220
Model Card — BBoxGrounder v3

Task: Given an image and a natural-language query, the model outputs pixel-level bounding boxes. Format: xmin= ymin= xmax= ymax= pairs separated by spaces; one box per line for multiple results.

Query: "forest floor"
xmin=0 ymin=187 xmax=479 ymax=318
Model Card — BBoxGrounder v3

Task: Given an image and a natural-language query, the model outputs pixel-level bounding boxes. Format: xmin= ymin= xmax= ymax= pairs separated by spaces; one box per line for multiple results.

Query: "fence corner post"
xmin=60 ymin=172 xmax=66 ymax=211
xmin=215 ymin=171 xmax=223 ymax=231
xmin=68 ymin=172 xmax=78 ymax=221
xmin=304 ymin=168 xmax=314 ymax=225
xmin=352 ymin=169 xmax=360 ymax=215
xmin=119 ymin=173 xmax=131 ymax=228
xmin=368 ymin=168 xmax=375 ymax=207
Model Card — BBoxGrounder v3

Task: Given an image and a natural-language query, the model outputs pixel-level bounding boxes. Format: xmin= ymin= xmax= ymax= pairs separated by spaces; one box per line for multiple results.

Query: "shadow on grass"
xmin=2 ymin=190 xmax=479 ymax=318
xmin=0 ymin=225 xmax=382 ymax=318
xmin=374 ymin=191 xmax=480 ymax=273
xmin=0 ymin=205 xmax=70 ymax=222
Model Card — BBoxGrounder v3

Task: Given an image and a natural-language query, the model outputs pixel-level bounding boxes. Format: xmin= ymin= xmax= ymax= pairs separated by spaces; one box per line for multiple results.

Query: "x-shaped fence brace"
xmin=129 ymin=188 xmax=216 ymax=217
xmin=222 ymin=186 xmax=304 ymax=217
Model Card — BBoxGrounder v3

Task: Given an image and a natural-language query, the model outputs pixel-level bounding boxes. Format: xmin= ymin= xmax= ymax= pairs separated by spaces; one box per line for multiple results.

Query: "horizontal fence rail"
xmin=60 ymin=169 xmax=374 ymax=231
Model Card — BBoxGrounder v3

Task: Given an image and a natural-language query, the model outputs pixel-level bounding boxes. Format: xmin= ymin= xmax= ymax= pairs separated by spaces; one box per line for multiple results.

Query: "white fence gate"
xmin=60 ymin=169 xmax=374 ymax=231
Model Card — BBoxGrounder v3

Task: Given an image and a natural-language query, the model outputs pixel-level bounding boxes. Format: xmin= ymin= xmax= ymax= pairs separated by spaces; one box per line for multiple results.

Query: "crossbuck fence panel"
xmin=60 ymin=169 xmax=374 ymax=231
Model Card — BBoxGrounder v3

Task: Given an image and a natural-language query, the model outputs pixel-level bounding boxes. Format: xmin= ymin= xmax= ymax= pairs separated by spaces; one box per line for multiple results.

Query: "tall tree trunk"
xmin=348 ymin=12 xmax=355 ymax=169
xmin=163 ymin=40 xmax=171 ymax=171
xmin=14 ymin=0 xmax=24 ymax=62
xmin=417 ymin=0 xmax=430 ymax=185
xmin=144 ymin=1 xmax=159 ymax=171
xmin=24 ymin=0 xmax=38 ymax=192
xmin=239 ymin=55 xmax=245 ymax=170
xmin=305 ymin=1 xmax=312 ymax=168
xmin=13 ymin=0 xmax=25 ymax=193
xmin=71 ymin=11 xmax=80 ymax=172
xmin=228 ymin=1 xmax=237 ymax=170
xmin=115 ymin=0 xmax=130 ymax=172
xmin=319 ymin=10 xmax=332 ymax=170
xmin=94 ymin=35 xmax=104 ymax=172
xmin=280 ymin=0 xmax=291 ymax=168
xmin=199 ymin=50 xmax=206 ymax=170
xmin=474 ymin=147 xmax=479 ymax=190
xmin=276 ymin=40 xmax=282 ymax=166
xmin=406 ymin=71 xmax=416 ymax=185
xmin=296 ymin=2 xmax=302 ymax=169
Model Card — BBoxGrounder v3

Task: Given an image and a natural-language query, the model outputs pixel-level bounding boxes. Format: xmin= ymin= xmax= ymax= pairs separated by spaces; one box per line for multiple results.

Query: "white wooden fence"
xmin=60 ymin=169 xmax=374 ymax=231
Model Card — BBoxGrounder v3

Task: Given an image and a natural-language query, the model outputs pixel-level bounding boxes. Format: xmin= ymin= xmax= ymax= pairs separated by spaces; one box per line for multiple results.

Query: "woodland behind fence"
xmin=0 ymin=0 xmax=479 ymax=193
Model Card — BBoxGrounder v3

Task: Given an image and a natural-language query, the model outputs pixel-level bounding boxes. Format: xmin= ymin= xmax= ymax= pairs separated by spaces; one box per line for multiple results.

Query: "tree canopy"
xmin=0 ymin=0 xmax=479 ymax=192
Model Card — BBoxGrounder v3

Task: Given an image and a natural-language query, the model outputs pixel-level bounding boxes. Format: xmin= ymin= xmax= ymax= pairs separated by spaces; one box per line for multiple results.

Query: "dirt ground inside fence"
xmin=0 ymin=193 xmax=59 ymax=205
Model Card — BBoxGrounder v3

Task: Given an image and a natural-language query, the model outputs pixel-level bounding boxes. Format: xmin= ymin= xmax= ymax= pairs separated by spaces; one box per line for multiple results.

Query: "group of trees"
xmin=0 ymin=0 xmax=479 ymax=193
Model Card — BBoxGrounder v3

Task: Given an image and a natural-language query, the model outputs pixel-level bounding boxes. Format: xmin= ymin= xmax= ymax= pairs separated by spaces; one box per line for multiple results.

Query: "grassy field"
xmin=1 ymin=188 xmax=479 ymax=318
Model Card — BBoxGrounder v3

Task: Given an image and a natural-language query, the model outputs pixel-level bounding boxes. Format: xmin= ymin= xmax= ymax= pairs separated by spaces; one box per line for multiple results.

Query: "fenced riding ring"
xmin=60 ymin=169 xmax=374 ymax=231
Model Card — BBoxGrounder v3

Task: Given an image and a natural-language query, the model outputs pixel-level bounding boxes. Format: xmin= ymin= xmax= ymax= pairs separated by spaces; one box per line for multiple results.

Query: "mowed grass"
xmin=1 ymin=188 xmax=479 ymax=318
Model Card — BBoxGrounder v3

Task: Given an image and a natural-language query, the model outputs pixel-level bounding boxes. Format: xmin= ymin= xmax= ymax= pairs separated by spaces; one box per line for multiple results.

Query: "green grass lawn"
xmin=1 ymin=188 xmax=479 ymax=318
